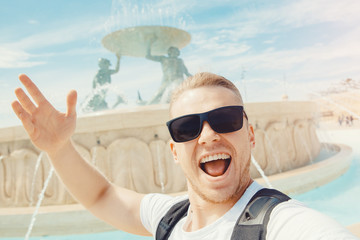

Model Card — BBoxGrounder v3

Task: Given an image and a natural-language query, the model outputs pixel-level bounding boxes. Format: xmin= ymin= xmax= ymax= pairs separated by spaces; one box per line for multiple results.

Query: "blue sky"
xmin=1 ymin=0 xmax=360 ymax=128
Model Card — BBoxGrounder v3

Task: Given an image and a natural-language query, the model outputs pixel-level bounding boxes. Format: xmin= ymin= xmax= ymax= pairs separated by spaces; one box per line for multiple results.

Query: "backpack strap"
xmin=155 ymin=199 xmax=190 ymax=240
xmin=155 ymin=188 xmax=290 ymax=240
xmin=231 ymin=188 xmax=291 ymax=240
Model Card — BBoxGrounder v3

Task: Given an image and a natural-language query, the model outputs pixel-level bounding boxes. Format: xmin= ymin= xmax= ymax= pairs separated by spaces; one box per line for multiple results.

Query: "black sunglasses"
xmin=167 ymin=105 xmax=247 ymax=143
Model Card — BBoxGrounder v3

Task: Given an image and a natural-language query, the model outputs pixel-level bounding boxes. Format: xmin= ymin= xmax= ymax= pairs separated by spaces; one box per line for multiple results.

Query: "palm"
xmin=12 ymin=74 xmax=77 ymax=155
xmin=30 ymin=103 xmax=75 ymax=153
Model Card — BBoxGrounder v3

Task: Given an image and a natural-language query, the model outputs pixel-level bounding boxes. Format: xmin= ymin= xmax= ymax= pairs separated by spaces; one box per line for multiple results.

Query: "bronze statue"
xmin=87 ymin=53 xmax=124 ymax=111
xmin=146 ymin=38 xmax=191 ymax=104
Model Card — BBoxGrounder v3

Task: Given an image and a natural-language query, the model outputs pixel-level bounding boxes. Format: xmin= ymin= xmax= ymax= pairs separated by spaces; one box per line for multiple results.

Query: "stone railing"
xmin=0 ymin=101 xmax=321 ymax=207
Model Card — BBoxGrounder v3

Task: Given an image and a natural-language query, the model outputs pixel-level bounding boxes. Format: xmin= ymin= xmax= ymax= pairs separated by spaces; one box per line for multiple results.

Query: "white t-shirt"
xmin=140 ymin=182 xmax=358 ymax=240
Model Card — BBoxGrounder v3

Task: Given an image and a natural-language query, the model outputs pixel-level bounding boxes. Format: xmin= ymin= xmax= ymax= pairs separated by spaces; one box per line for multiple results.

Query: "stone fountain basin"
xmin=0 ymin=101 xmax=354 ymax=237
xmin=102 ymin=25 xmax=191 ymax=57
xmin=0 ymin=142 xmax=353 ymax=237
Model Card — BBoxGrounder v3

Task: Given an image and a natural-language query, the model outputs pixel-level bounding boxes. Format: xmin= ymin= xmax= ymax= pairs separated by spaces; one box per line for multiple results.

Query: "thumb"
xmin=66 ymin=90 xmax=77 ymax=117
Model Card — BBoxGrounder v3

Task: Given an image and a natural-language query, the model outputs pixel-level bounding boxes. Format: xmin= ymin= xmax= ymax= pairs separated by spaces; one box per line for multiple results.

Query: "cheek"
xmin=227 ymin=134 xmax=252 ymax=161
xmin=173 ymin=142 xmax=196 ymax=165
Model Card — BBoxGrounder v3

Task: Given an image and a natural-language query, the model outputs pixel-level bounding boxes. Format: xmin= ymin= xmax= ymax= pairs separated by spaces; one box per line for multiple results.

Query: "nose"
xmin=198 ymin=121 xmax=220 ymax=144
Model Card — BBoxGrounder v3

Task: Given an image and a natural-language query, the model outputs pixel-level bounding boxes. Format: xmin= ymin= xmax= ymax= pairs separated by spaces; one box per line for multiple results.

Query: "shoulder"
xmin=140 ymin=193 xmax=188 ymax=235
xmin=267 ymin=199 xmax=357 ymax=239
xmin=141 ymin=193 xmax=187 ymax=212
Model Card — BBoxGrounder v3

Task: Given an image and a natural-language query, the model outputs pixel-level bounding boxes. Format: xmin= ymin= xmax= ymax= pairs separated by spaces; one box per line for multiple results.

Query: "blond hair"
xmin=170 ymin=72 xmax=243 ymax=111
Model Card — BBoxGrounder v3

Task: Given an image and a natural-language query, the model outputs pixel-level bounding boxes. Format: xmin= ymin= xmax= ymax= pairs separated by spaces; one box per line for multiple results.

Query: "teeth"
xmin=200 ymin=153 xmax=230 ymax=163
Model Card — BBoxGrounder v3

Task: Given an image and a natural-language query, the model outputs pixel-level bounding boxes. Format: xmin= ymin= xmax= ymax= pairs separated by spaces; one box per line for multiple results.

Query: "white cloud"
xmin=0 ymin=18 xmax=106 ymax=68
xmin=5 ymin=20 xmax=104 ymax=51
xmin=0 ymin=47 xmax=46 ymax=68
xmin=28 ymin=19 xmax=39 ymax=25
xmin=279 ymin=0 xmax=360 ymax=27
xmin=186 ymin=0 xmax=360 ymax=40
xmin=183 ymin=21 xmax=360 ymax=103
xmin=2 ymin=0 xmax=360 ymax=127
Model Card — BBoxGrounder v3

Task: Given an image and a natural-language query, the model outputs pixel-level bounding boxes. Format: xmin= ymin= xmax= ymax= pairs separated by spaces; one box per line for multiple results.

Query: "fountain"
xmin=0 ymin=97 xmax=353 ymax=237
xmin=0 ymin=9 xmax=356 ymax=239
xmin=101 ymin=25 xmax=192 ymax=105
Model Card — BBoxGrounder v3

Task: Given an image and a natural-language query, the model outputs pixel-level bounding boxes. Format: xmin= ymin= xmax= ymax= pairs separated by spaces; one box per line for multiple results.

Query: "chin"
xmin=198 ymin=186 xmax=242 ymax=204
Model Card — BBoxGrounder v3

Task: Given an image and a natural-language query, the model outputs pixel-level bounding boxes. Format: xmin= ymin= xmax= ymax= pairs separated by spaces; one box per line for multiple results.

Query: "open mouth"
xmin=200 ymin=153 xmax=231 ymax=177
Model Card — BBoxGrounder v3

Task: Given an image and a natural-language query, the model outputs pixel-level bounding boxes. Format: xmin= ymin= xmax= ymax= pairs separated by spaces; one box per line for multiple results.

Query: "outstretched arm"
xmin=145 ymin=36 xmax=163 ymax=62
xmin=11 ymin=74 xmax=150 ymax=236
xmin=111 ymin=53 xmax=121 ymax=74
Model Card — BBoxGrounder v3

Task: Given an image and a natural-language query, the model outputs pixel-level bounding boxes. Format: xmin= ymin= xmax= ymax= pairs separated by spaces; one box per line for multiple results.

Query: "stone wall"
xmin=0 ymin=102 xmax=320 ymax=207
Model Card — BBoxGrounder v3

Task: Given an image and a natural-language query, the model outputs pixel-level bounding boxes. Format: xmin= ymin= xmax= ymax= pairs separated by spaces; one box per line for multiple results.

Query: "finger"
xmin=11 ymin=101 xmax=35 ymax=135
xmin=18 ymin=74 xmax=48 ymax=106
xmin=66 ymin=90 xmax=77 ymax=117
xmin=14 ymin=87 xmax=37 ymax=114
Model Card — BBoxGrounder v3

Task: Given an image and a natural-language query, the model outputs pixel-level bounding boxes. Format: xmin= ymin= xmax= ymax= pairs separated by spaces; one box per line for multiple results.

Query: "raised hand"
xmin=11 ymin=74 xmax=77 ymax=156
xmin=146 ymin=34 xmax=158 ymax=48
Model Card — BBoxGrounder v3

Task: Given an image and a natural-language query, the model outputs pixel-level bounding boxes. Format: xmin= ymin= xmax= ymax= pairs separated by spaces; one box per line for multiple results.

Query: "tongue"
xmin=203 ymin=159 xmax=227 ymax=177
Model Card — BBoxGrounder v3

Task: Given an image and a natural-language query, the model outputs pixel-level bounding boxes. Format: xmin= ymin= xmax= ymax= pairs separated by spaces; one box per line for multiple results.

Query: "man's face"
xmin=170 ymin=86 xmax=255 ymax=204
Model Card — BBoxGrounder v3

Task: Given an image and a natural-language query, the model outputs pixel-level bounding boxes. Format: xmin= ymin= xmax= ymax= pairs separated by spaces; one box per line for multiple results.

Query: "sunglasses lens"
xmin=170 ymin=115 xmax=201 ymax=142
xmin=209 ymin=106 xmax=243 ymax=133
xmin=168 ymin=106 xmax=245 ymax=142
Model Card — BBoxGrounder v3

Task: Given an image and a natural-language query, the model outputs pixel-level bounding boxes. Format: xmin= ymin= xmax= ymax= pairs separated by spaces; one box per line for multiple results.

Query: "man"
xmin=12 ymin=72 xmax=357 ymax=239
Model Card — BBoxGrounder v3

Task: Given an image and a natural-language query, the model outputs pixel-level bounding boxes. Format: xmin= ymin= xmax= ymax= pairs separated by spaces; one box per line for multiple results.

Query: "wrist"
xmin=47 ymin=139 xmax=74 ymax=161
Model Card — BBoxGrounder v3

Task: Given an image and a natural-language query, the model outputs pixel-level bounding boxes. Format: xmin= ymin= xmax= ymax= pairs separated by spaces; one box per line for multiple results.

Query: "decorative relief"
xmin=250 ymin=119 xmax=320 ymax=178
xmin=0 ymin=106 xmax=320 ymax=207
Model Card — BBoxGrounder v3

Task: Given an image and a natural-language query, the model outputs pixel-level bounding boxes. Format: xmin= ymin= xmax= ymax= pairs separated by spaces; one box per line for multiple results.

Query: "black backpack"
xmin=155 ymin=188 xmax=290 ymax=240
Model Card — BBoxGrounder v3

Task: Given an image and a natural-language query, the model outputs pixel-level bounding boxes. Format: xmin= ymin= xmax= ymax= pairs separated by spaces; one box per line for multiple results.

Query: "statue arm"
xmin=11 ymin=74 xmax=151 ymax=236
xmin=146 ymin=48 xmax=163 ymax=62
xmin=145 ymin=36 xmax=163 ymax=62
xmin=110 ymin=53 xmax=121 ymax=75
xmin=182 ymin=60 xmax=192 ymax=77
xmin=114 ymin=53 xmax=121 ymax=73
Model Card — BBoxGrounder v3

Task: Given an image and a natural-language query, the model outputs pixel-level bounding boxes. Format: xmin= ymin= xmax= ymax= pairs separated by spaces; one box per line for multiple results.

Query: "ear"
xmin=169 ymin=140 xmax=179 ymax=164
xmin=248 ymin=124 xmax=255 ymax=148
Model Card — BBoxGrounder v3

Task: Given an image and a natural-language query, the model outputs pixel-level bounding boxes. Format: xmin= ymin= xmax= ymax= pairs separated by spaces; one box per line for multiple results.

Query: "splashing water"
xmin=104 ymin=0 xmax=192 ymax=33
xmin=260 ymin=129 xmax=282 ymax=173
xmin=251 ymin=155 xmax=273 ymax=188
xmin=25 ymin=166 xmax=55 ymax=240
xmin=29 ymin=152 xmax=44 ymax=207
xmin=316 ymin=130 xmax=335 ymax=153
xmin=80 ymin=83 xmax=127 ymax=113
xmin=297 ymin=133 xmax=314 ymax=164
xmin=155 ymin=141 xmax=166 ymax=193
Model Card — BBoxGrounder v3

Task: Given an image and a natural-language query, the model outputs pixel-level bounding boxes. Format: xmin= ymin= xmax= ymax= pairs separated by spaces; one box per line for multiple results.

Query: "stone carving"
xmin=0 ymin=149 xmax=40 ymax=207
xmin=0 ymin=102 xmax=321 ymax=207
xmin=250 ymin=120 xmax=320 ymax=179
xmin=0 ymin=123 xmax=319 ymax=206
